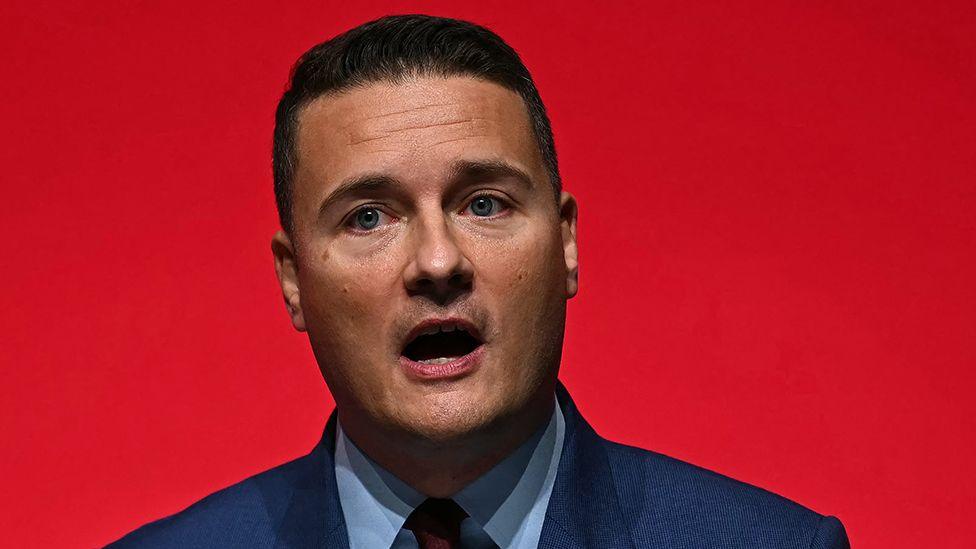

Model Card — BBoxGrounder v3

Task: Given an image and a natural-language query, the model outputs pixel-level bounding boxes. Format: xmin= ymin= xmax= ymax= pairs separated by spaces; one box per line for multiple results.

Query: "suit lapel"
xmin=539 ymin=383 xmax=635 ymax=549
xmin=274 ymin=413 xmax=349 ymax=549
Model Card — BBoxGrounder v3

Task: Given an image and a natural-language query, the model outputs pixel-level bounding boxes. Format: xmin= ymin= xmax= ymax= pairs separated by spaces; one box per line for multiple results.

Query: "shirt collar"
xmin=334 ymin=398 xmax=565 ymax=549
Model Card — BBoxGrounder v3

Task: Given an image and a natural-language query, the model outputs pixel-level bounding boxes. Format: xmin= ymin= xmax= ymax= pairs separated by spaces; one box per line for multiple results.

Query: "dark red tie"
xmin=404 ymin=498 xmax=469 ymax=549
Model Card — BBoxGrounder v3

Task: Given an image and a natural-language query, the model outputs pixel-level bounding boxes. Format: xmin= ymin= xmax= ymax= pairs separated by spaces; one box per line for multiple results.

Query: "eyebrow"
xmin=316 ymin=159 xmax=535 ymax=217
xmin=449 ymin=159 xmax=535 ymax=191
xmin=317 ymin=174 xmax=399 ymax=218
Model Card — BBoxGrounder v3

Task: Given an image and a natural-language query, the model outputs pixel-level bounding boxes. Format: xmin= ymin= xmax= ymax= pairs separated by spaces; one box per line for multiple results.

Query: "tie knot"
xmin=404 ymin=498 xmax=469 ymax=549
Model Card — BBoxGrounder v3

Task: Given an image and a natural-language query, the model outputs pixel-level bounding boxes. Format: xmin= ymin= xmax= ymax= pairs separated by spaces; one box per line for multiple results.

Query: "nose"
xmin=403 ymin=214 xmax=474 ymax=304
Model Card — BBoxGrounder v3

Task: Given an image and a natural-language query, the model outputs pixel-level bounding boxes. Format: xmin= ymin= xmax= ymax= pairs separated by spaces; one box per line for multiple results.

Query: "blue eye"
xmin=468 ymin=196 xmax=498 ymax=217
xmin=353 ymin=208 xmax=381 ymax=230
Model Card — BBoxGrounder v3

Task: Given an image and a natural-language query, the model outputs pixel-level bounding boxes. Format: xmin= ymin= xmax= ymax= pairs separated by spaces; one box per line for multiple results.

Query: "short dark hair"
xmin=272 ymin=14 xmax=561 ymax=233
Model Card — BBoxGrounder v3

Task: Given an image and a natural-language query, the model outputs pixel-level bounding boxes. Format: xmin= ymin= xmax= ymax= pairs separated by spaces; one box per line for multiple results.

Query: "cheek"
xmin=501 ymin=231 xmax=563 ymax=292
xmin=300 ymin=260 xmax=401 ymax=398
xmin=477 ymin=229 xmax=564 ymax=324
xmin=299 ymin=257 xmax=399 ymax=345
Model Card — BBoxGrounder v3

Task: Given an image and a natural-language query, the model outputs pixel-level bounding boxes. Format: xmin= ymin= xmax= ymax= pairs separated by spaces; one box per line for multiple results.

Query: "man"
xmin=112 ymin=14 xmax=849 ymax=549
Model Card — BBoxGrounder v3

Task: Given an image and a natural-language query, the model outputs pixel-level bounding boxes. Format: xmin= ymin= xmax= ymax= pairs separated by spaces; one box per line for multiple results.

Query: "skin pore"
xmin=272 ymin=76 xmax=578 ymax=497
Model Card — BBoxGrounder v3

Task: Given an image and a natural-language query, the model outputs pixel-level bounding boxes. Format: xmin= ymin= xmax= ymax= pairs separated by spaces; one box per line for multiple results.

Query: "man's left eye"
xmin=465 ymin=195 xmax=504 ymax=217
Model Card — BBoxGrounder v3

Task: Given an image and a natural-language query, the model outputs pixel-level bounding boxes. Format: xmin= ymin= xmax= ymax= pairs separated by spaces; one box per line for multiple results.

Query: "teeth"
xmin=419 ymin=357 xmax=458 ymax=365
xmin=416 ymin=322 xmax=466 ymax=337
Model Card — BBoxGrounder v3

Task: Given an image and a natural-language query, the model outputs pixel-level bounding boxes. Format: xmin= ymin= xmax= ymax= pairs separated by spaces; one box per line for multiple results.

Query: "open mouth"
xmin=401 ymin=321 xmax=483 ymax=364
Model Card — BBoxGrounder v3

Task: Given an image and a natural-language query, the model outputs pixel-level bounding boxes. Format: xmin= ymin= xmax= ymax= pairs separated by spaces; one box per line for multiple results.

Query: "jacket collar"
xmin=538 ymin=382 xmax=634 ymax=548
xmin=275 ymin=382 xmax=631 ymax=549
xmin=274 ymin=413 xmax=348 ymax=549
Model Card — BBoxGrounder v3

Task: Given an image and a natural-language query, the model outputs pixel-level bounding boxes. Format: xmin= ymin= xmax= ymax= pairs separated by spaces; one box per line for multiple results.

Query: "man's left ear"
xmin=559 ymin=191 xmax=579 ymax=298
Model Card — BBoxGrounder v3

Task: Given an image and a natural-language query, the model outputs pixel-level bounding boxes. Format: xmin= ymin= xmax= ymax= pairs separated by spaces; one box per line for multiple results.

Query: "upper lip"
xmin=401 ymin=317 xmax=484 ymax=353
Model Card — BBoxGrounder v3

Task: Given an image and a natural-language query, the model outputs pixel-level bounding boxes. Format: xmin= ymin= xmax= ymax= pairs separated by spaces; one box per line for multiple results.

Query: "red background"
xmin=3 ymin=1 xmax=974 ymax=547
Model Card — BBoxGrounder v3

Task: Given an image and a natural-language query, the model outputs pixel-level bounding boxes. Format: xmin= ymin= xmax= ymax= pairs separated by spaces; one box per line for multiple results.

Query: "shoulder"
xmin=107 ymin=455 xmax=313 ymax=549
xmin=602 ymin=441 xmax=849 ymax=549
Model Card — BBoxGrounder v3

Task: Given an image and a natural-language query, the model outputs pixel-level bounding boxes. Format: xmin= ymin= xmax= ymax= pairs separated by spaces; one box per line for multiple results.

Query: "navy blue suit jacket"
xmin=111 ymin=384 xmax=849 ymax=548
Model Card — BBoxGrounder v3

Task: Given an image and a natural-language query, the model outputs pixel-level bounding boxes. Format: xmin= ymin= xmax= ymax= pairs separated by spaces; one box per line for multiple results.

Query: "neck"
xmin=338 ymin=390 xmax=556 ymax=498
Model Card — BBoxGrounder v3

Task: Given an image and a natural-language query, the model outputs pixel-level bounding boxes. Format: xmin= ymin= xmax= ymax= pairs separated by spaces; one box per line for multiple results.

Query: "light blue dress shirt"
xmin=334 ymin=399 xmax=566 ymax=549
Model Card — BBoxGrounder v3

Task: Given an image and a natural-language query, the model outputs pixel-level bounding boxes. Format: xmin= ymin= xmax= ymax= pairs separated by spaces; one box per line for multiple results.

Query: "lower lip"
xmin=398 ymin=344 xmax=486 ymax=381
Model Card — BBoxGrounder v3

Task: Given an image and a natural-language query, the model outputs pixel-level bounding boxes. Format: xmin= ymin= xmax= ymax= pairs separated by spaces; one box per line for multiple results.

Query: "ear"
xmin=272 ymin=230 xmax=306 ymax=332
xmin=559 ymin=191 xmax=579 ymax=298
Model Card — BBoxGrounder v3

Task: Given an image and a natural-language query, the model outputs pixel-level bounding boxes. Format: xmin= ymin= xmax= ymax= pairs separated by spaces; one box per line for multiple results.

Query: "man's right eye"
xmin=346 ymin=206 xmax=393 ymax=232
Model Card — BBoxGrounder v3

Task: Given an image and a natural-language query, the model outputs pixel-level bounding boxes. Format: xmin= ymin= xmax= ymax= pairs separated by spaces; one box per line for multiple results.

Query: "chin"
xmin=395 ymin=386 xmax=506 ymax=444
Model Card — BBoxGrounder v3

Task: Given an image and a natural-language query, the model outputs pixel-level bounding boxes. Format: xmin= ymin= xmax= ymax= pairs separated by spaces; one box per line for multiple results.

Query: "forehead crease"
xmin=363 ymin=102 xmax=457 ymax=121
xmin=346 ymin=101 xmax=492 ymax=145
xmin=428 ymin=133 xmax=491 ymax=148
xmin=349 ymin=117 xmax=491 ymax=146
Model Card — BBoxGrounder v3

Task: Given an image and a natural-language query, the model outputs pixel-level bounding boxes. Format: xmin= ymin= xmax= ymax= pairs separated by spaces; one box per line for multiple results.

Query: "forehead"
xmin=292 ymin=76 xmax=544 ymax=200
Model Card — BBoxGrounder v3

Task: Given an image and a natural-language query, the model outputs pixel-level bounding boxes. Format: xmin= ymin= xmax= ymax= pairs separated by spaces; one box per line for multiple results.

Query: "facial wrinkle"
xmin=362 ymin=102 xmax=457 ymax=121
xmin=429 ymin=134 xmax=489 ymax=147
xmin=348 ymin=117 xmax=488 ymax=146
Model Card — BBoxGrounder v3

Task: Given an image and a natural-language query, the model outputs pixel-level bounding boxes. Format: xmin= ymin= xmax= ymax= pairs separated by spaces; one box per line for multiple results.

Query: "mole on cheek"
xmin=512 ymin=269 xmax=530 ymax=287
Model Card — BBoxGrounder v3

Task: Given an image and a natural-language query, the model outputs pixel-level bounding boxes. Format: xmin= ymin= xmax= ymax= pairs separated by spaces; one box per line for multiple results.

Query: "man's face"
xmin=273 ymin=76 xmax=578 ymax=443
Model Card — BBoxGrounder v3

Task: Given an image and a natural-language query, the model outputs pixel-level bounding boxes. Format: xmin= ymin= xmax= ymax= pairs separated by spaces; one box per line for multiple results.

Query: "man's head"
xmin=271 ymin=15 xmax=578 ymax=449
